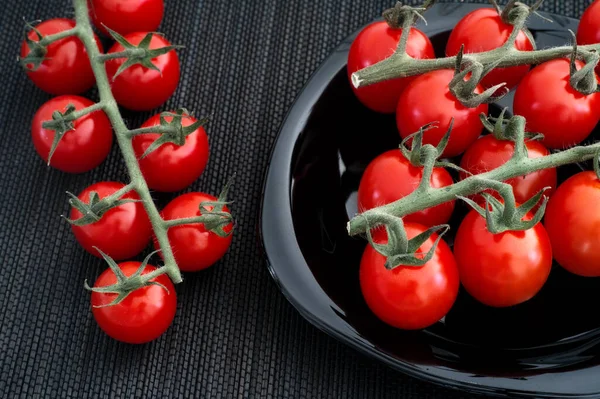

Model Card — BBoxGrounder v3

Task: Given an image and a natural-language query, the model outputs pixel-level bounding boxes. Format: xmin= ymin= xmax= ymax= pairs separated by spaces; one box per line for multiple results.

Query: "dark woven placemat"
xmin=0 ymin=1 xmax=589 ymax=398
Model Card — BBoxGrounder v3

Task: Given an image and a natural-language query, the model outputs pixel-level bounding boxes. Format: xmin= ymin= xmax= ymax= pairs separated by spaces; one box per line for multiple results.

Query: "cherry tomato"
xmin=20 ymin=19 xmax=102 ymax=95
xmin=459 ymin=135 xmax=557 ymax=205
xmin=347 ymin=21 xmax=435 ymax=113
xmin=71 ymin=182 xmax=152 ymax=260
xmin=446 ymin=8 xmax=534 ymax=91
xmin=91 ymin=261 xmax=176 ymax=344
xmin=90 ymin=0 xmax=164 ymax=36
xmin=31 ymin=95 xmax=113 ymax=173
xmin=453 ymin=208 xmax=552 ymax=308
xmin=396 ymin=69 xmax=488 ymax=158
xmin=157 ymin=193 xmax=233 ymax=271
xmin=132 ymin=113 xmax=209 ymax=192
xmin=360 ymin=223 xmax=459 ymax=330
xmin=105 ymin=32 xmax=180 ymax=111
xmin=358 ymin=149 xmax=455 ymax=226
xmin=513 ymin=59 xmax=600 ymax=149
xmin=544 ymin=171 xmax=600 ymax=277
xmin=577 ymin=0 xmax=600 ymax=75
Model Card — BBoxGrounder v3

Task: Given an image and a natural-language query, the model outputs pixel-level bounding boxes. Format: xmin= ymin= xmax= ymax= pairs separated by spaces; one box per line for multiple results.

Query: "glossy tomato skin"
xmin=348 ymin=22 xmax=435 ymax=113
xmin=358 ymin=149 xmax=455 ymax=226
xmin=71 ymin=182 xmax=152 ymax=260
xmin=577 ymin=0 xmax=600 ymax=75
xmin=157 ymin=193 xmax=233 ymax=271
xmin=105 ymin=32 xmax=180 ymax=111
xmin=20 ymin=19 xmax=102 ymax=95
xmin=459 ymin=135 xmax=557 ymax=204
xmin=544 ymin=171 xmax=600 ymax=277
xmin=132 ymin=113 xmax=209 ymax=192
xmin=31 ymin=95 xmax=113 ymax=173
xmin=360 ymin=223 xmax=459 ymax=330
xmin=453 ymin=209 xmax=552 ymax=308
xmin=90 ymin=0 xmax=164 ymax=36
xmin=446 ymin=8 xmax=534 ymax=91
xmin=396 ymin=69 xmax=488 ymax=158
xmin=513 ymin=59 xmax=600 ymax=149
xmin=91 ymin=261 xmax=176 ymax=344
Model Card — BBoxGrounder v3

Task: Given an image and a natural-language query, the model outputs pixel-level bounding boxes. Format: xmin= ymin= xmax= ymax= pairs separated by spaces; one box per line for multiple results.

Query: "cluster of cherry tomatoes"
xmin=21 ymin=0 xmax=233 ymax=343
xmin=348 ymin=2 xmax=600 ymax=330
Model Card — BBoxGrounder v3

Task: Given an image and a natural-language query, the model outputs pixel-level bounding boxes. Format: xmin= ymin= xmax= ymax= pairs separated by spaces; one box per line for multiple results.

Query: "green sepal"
xmin=197 ymin=175 xmax=236 ymax=237
xmin=63 ymin=190 xmax=141 ymax=226
xmin=568 ymin=30 xmax=600 ymax=95
xmin=41 ymin=104 xmax=77 ymax=166
xmin=20 ymin=19 xmax=47 ymax=71
xmin=84 ymin=248 xmax=168 ymax=308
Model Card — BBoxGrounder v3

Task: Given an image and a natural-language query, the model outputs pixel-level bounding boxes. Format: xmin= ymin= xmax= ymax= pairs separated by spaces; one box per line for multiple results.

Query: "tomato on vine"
xmin=132 ymin=112 xmax=209 ymax=192
xmin=105 ymin=32 xmax=180 ymax=111
xmin=358 ymin=149 xmax=455 ymax=227
xmin=91 ymin=261 xmax=176 ymax=344
xmin=459 ymin=135 xmax=557 ymax=205
xmin=20 ymin=19 xmax=102 ymax=95
xmin=158 ymin=192 xmax=233 ymax=272
xmin=513 ymin=59 xmax=600 ymax=149
xmin=396 ymin=69 xmax=488 ymax=158
xmin=32 ymin=95 xmax=113 ymax=173
xmin=347 ymin=21 xmax=434 ymax=113
xmin=446 ymin=8 xmax=534 ymax=91
xmin=70 ymin=182 xmax=152 ymax=260
xmin=360 ymin=224 xmax=459 ymax=330
xmin=453 ymin=208 xmax=552 ymax=308
xmin=90 ymin=0 xmax=164 ymax=36
xmin=544 ymin=171 xmax=600 ymax=277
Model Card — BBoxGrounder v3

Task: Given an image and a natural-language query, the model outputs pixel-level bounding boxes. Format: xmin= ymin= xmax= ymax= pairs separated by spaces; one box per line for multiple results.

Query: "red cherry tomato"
xmin=358 ymin=149 xmax=455 ymax=226
xmin=446 ymin=8 xmax=534 ymax=91
xmin=453 ymin=208 xmax=552 ymax=308
xmin=91 ymin=261 xmax=176 ymax=344
xmin=20 ymin=19 xmax=102 ymax=95
xmin=347 ymin=21 xmax=435 ymax=113
xmin=513 ymin=59 xmax=600 ymax=149
xmin=459 ymin=135 xmax=557 ymax=205
xmin=577 ymin=0 xmax=600 ymax=75
xmin=105 ymin=32 xmax=180 ymax=111
xmin=71 ymin=182 xmax=152 ymax=260
xmin=90 ymin=0 xmax=164 ymax=36
xmin=31 ymin=95 xmax=113 ymax=173
xmin=544 ymin=171 xmax=600 ymax=277
xmin=360 ymin=223 xmax=459 ymax=330
xmin=157 ymin=193 xmax=233 ymax=271
xmin=132 ymin=113 xmax=209 ymax=192
xmin=396 ymin=69 xmax=488 ymax=158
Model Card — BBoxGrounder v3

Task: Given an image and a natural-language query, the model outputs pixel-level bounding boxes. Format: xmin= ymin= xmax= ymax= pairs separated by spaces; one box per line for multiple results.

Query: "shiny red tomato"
xmin=446 ymin=8 xmax=534 ymax=91
xmin=453 ymin=208 xmax=552 ymax=308
xmin=90 ymin=0 xmax=164 ymax=36
xmin=577 ymin=0 xmax=600 ymax=73
xmin=91 ymin=261 xmax=176 ymax=344
xmin=132 ymin=113 xmax=209 ymax=192
xmin=157 ymin=192 xmax=233 ymax=271
xmin=396 ymin=69 xmax=488 ymax=158
xmin=459 ymin=135 xmax=557 ymax=205
xmin=360 ymin=223 xmax=459 ymax=330
xmin=20 ymin=19 xmax=102 ymax=95
xmin=513 ymin=59 xmax=600 ymax=149
xmin=358 ymin=149 xmax=455 ymax=226
xmin=347 ymin=21 xmax=435 ymax=113
xmin=31 ymin=95 xmax=113 ymax=173
xmin=71 ymin=182 xmax=152 ymax=260
xmin=544 ymin=171 xmax=600 ymax=277
xmin=105 ymin=32 xmax=180 ymax=111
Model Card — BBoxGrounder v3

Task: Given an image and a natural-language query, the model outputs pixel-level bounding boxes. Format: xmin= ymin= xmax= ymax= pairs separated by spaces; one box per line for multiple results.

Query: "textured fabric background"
xmin=0 ymin=1 xmax=591 ymax=398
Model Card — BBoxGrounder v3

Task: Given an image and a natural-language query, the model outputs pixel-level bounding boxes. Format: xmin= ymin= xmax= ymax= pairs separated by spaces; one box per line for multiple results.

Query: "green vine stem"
xmin=351 ymin=0 xmax=600 ymax=94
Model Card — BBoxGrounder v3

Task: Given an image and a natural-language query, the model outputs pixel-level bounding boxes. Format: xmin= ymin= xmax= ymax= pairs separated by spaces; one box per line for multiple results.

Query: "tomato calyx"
xmin=130 ymin=109 xmax=209 ymax=158
xmin=20 ymin=20 xmax=48 ymax=70
xmin=64 ymin=183 xmax=139 ymax=226
xmin=101 ymin=28 xmax=182 ymax=79
xmin=480 ymin=108 xmax=543 ymax=143
xmin=85 ymin=248 xmax=169 ymax=307
xmin=381 ymin=1 xmax=434 ymax=29
xmin=569 ymin=35 xmax=600 ymax=95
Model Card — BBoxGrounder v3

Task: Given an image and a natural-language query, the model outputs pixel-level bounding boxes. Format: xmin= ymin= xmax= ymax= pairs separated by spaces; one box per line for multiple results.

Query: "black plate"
xmin=260 ymin=4 xmax=600 ymax=398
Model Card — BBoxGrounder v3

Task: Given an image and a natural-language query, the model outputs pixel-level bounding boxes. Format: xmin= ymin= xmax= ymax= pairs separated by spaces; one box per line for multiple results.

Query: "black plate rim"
xmin=259 ymin=4 xmax=600 ymax=398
